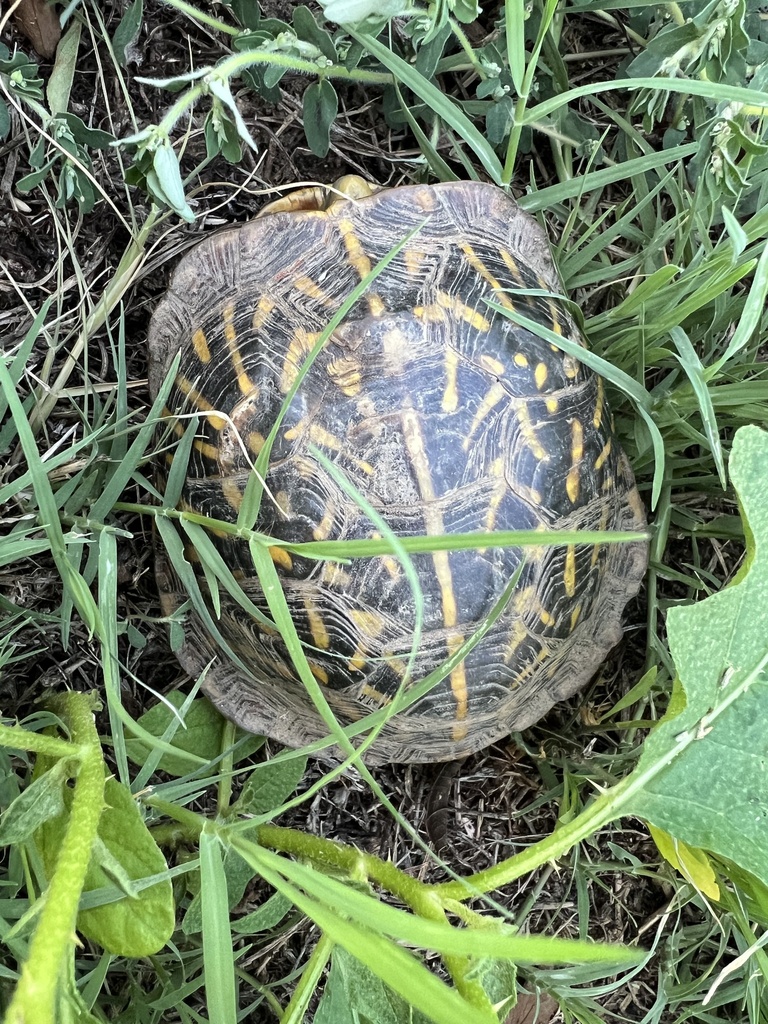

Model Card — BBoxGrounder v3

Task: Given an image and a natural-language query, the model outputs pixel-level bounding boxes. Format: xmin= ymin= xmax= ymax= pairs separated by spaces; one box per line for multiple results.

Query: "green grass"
xmin=1 ymin=0 xmax=768 ymax=1021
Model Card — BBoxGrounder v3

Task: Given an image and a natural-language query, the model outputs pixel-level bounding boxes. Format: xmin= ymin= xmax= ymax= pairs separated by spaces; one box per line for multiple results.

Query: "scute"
xmin=149 ymin=179 xmax=648 ymax=764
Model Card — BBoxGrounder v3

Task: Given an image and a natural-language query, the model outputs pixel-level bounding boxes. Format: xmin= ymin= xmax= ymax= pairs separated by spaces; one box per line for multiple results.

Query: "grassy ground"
xmin=1 ymin=0 xmax=768 ymax=1022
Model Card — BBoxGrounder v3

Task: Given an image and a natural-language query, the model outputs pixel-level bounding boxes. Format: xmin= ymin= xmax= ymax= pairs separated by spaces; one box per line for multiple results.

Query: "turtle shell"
xmin=148 ymin=179 xmax=647 ymax=764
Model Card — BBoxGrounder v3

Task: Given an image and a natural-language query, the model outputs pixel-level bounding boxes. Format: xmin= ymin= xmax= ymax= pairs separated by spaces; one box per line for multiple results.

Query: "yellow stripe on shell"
xmin=223 ymin=303 xmax=256 ymax=394
xmin=404 ymin=249 xmax=426 ymax=277
xmin=594 ymin=438 xmax=612 ymax=472
xmin=222 ymin=478 xmax=243 ymax=512
xmin=498 ymin=248 xmax=526 ymax=287
xmin=442 ymin=347 xmax=460 ymax=413
xmin=280 ymin=328 xmax=322 ymax=393
xmin=564 ymin=545 xmax=577 ymax=598
xmin=326 ymin=355 xmax=363 ymax=397
xmin=504 ymin=619 xmax=527 ymax=664
xmin=570 ymin=603 xmax=582 ymax=631
xmin=484 ymin=457 xmax=506 ymax=533
xmin=517 ymin=403 xmax=548 ymax=461
xmin=313 ymin=507 xmax=335 ymax=541
xmin=283 ymin=421 xmax=374 ymax=475
xmin=192 ymin=328 xmax=211 ymax=363
xmin=175 ymin=374 xmax=227 ymax=431
xmin=460 ymin=243 xmax=515 ymax=309
xmin=293 ymin=275 xmax=335 ymax=306
xmin=371 ymin=531 xmax=401 ymax=579
xmin=462 ymin=381 xmax=507 ymax=450
xmin=413 ymin=291 xmax=491 ymax=331
xmin=401 ymin=407 xmax=468 ymax=723
xmin=593 ymin=377 xmax=604 ymax=429
xmin=193 ymin=438 xmax=219 ymax=461
xmin=337 ymin=218 xmax=385 ymax=315
xmin=252 ymin=295 xmax=275 ymax=330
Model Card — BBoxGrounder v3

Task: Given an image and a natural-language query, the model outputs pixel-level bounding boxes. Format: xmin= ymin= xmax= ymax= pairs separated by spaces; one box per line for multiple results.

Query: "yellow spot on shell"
xmin=480 ymin=354 xmax=505 ymax=376
xmin=269 ymin=546 xmax=293 ymax=572
xmin=248 ymin=431 xmax=265 ymax=455
xmin=563 ymin=354 xmax=580 ymax=379
xmin=405 ymin=249 xmax=426 ymax=276
xmin=566 ymin=419 xmax=584 ymax=504
xmin=534 ymin=362 xmax=548 ymax=389
xmin=564 ymin=545 xmax=576 ymax=598
xmin=313 ymin=508 xmax=335 ymax=541
xmin=514 ymin=353 xmax=528 ymax=368
xmin=310 ymin=664 xmax=329 ymax=684
xmin=222 ymin=478 xmax=242 ymax=512
xmin=546 ymin=398 xmax=558 ymax=415
xmin=192 ymin=328 xmax=211 ymax=363
xmin=304 ymin=600 xmax=330 ymax=650
xmin=252 ymin=296 xmax=275 ymax=330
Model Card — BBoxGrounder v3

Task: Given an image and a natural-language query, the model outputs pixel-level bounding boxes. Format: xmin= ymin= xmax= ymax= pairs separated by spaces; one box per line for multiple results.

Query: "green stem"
xmin=151 ymin=50 xmax=391 ymax=139
xmin=6 ymin=694 xmax=105 ymax=1024
xmin=281 ymin=932 xmax=335 ymax=1024
xmin=0 ymin=724 xmax=76 ymax=760
xmin=503 ymin=0 xmax=560 ymax=185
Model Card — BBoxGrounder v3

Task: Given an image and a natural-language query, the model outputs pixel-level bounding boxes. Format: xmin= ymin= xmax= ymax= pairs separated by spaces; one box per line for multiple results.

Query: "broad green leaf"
xmin=36 ymin=777 xmax=174 ymax=956
xmin=125 ymin=691 xmax=226 ymax=777
xmin=231 ymin=891 xmax=292 ymax=934
xmin=46 ymin=20 xmax=81 ymax=114
xmin=237 ymin=755 xmax=308 ymax=816
xmin=316 ymin=947 xmax=433 ymax=1024
xmin=648 ymin=824 xmax=721 ymax=901
xmin=0 ymin=759 xmax=69 ymax=845
xmin=113 ymin=0 xmax=144 ymax=66
xmin=302 ymin=79 xmax=338 ymax=158
xmin=293 ymin=5 xmax=337 ymax=61
xmin=624 ymin=425 xmax=768 ymax=885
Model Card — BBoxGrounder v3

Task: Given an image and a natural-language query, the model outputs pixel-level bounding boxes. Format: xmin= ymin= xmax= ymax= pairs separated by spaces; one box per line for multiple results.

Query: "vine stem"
xmin=5 ymin=694 xmax=106 ymax=1024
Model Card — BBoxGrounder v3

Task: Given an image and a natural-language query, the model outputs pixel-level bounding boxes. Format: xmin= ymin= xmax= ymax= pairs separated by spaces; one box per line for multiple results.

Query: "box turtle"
xmin=148 ymin=177 xmax=647 ymax=764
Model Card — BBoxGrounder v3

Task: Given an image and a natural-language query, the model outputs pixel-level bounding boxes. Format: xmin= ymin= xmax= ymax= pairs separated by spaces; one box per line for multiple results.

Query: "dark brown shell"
xmin=148 ymin=180 xmax=647 ymax=764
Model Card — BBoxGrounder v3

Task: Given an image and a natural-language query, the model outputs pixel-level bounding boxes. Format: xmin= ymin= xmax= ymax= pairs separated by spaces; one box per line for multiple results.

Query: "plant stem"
xmin=6 ymin=693 xmax=105 ymax=1024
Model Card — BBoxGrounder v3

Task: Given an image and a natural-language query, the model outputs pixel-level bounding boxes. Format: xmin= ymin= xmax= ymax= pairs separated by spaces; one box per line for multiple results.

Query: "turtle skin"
xmin=148 ymin=179 xmax=647 ymax=764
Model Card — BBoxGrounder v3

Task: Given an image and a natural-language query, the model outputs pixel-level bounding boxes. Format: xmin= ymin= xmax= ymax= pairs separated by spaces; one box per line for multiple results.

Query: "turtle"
xmin=147 ymin=176 xmax=648 ymax=765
